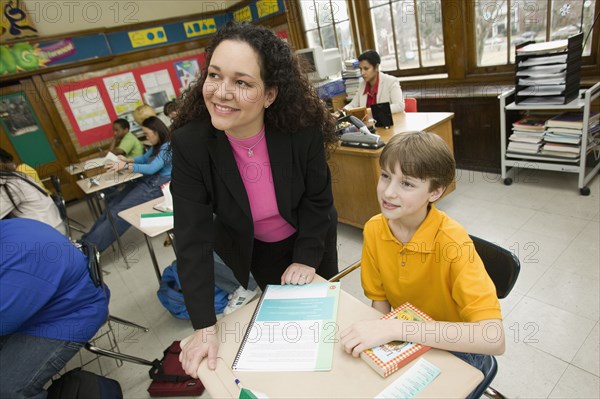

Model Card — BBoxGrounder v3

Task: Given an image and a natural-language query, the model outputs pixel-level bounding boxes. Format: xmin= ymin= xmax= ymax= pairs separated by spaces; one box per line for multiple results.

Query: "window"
xmin=475 ymin=0 xmax=597 ymax=67
xmin=368 ymin=0 xmax=445 ymax=72
xmin=299 ymin=0 xmax=356 ymax=62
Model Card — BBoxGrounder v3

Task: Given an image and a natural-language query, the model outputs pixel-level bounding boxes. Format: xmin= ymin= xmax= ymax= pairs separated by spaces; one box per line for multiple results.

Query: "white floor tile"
xmin=572 ymin=323 xmax=600 ymax=377
xmin=549 ymin=365 xmax=600 ymax=398
xmin=504 ymin=297 xmax=596 ymax=362
xmin=528 ymin=266 xmax=600 ymax=320
xmin=494 ymin=339 xmax=568 ymax=398
xmin=519 ymin=211 xmax=589 ymax=242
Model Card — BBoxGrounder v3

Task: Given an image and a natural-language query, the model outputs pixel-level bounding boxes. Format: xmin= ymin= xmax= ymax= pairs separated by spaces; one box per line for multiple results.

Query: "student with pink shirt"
xmin=170 ymin=22 xmax=339 ymax=376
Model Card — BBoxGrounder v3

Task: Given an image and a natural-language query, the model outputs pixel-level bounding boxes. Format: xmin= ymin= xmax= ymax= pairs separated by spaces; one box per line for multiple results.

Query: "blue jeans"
xmin=82 ymin=174 xmax=170 ymax=252
xmin=214 ymin=252 xmax=258 ymax=294
xmin=451 ymin=351 xmax=491 ymax=399
xmin=0 ymin=333 xmax=83 ymax=399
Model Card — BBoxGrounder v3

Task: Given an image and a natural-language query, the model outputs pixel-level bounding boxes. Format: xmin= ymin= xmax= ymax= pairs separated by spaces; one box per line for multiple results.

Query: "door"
xmin=0 ymin=79 xmax=78 ymax=199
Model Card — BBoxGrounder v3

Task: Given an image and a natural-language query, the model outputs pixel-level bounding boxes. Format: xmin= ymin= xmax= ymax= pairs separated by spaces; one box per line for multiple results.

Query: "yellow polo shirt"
xmin=361 ymin=204 xmax=502 ymax=323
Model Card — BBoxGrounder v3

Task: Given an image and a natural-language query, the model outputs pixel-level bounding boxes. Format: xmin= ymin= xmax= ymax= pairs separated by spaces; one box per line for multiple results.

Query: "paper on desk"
xmin=233 ymin=283 xmax=340 ymax=372
xmin=83 ymin=152 xmax=120 ymax=170
xmin=375 ymin=358 xmax=441 ymax=399
xmin=154 ymin=181 xmax=173 ymax=212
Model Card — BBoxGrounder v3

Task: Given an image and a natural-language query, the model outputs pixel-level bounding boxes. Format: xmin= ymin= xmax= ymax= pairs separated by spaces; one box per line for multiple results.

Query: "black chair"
xmin=330 ymin=235 xmax=520 ymax=399
xmin=470 ymin=235 xmax=520 ymax=299
xmin=49 ymin=175 xmax=87 ymax=238
xmin=468 ymin=235 xmax=520 ymax=399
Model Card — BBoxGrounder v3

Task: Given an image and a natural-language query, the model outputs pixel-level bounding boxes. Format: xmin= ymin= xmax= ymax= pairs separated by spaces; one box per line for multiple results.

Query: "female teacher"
xmin=170 ymin=22 xmax=339 ymax=375
xmin=345 ymin=50 xmax=405 ymax=113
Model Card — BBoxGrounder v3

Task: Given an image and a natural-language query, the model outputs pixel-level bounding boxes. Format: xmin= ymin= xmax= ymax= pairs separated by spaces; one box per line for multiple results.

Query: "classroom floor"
xmin=65 ymin=168 xmax=600 ymax=398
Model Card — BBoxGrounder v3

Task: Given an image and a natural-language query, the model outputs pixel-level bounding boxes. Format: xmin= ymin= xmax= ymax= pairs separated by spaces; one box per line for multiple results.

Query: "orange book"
xmin=360 ymin=302 xmax=433 ymax=378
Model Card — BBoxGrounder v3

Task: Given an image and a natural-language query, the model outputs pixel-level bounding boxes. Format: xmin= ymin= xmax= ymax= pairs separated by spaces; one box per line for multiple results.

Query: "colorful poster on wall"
xmin=233 ymin=6 xmax=252 ymax=22
xmin=257 ymin=0 xmax=280 ymax=18
xmin=0 ymin=0 xmax=38 ymax=42
xmin=63 ymin=86 xmax=111 ymax=132
xmin=174 ymin=59 xmax=201 ymax=92
xmin=140 ymin=69 xmax=176 ymax=108
xmin=183 ymin=18 xmax=217 ymax=38
xmin=128 ymin=27 xmax=167 ymax=48
xmin=102 ymin=72 xmax=144 ymax=115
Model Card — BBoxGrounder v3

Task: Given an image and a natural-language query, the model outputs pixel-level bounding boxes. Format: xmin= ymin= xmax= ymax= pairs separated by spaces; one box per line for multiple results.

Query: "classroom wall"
xmin=22 ymin=0 xmax=242 ymax=36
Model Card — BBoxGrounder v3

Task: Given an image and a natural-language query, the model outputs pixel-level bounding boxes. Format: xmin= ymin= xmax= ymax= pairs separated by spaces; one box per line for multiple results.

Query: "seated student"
xmin=344 ymin=50 xmax=405 ymax=114
xmin=0 ymin=218 xmax=109 ymax=398
xmin=163 ymin=100 xmax=178 ymax=120
xmin=107 ymin=118 xmax=144 ymax=158
xmin=340 ymin=131 xmax=504 ymax=399
xmin=81 ymin=116 xmax=171 ymax=252
xmin=0 ymin=147 xmax=50 ymax=194
xmin=0 ymin=167 xmax=66 ymax=235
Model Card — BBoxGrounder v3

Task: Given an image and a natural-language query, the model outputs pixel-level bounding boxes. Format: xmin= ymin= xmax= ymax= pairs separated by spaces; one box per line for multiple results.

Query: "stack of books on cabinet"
xmin=342 ymin=59 xmax=361 ymax=102
xmin=507 ymin=116 xmax=546 ymax=155
xmin=507 ymin=112 xmax=600 ymax=162
xmin=541 ymin=111 xmax=600 ymax=160
xmin=514 ymin=32 xmax=583 ymax=105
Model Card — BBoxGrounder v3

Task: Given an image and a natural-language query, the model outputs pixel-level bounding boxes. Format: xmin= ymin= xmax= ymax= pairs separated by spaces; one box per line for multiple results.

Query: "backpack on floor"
xmin=47 ymin=368 xmax=122 ymax=399
xmin=157 ymin=261 xmax=229 ymax=319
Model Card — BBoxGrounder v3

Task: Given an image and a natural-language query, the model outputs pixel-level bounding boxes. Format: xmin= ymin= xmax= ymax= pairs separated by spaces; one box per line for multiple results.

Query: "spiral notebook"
xmin=232 ymin=282 xmax=341 ymax=372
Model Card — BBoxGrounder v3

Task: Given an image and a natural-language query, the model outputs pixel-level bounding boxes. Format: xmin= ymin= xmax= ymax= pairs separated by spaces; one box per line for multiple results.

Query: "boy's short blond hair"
xmin=379 ymin=131 xmax=455 ymax=192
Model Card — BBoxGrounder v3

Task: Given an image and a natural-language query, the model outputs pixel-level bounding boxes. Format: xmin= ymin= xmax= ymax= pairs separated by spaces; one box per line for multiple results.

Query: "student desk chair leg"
xmin=144 ymin=234 xmax=163 ymax=283
xmin=99 ymin=192 xmax=131 ymax=269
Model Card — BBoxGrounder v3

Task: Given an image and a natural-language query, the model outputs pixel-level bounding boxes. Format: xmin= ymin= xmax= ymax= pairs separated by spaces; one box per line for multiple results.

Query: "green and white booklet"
xmin=232 ymin=282 xmax=341 ymax=372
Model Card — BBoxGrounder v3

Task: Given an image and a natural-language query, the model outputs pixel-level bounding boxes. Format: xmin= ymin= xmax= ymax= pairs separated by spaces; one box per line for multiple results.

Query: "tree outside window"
xmin=299 ymin=0 xmax=356 ymax=61
xmin=475 ymin=0 xmax=596 ymax=67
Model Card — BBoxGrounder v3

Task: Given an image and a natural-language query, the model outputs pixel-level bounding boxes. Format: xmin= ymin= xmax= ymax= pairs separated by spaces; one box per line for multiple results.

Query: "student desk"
xmin=118 ymin=197 xmax=173 ymax=283
xmin=76 ymin=170 xmax=142 ymax=268
xmin=328 ymin=112 xmax=455 ymax=228
xmin=196 ymin=278 xmax=483 ymax=398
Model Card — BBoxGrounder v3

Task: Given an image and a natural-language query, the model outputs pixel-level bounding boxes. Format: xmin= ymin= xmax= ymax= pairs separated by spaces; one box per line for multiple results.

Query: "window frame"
xmin=288 ymin=0 xmax=600 ymax=82
xmin=352 ymin=0 xmax=448 ymax=78
xmin=465 ymin=0 xmax=600 ymax=78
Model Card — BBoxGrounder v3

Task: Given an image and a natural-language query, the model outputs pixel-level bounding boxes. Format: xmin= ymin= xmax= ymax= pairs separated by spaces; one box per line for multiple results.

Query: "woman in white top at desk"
xmin=0 ymin=168 xmax=66 ymax=235
xmin=344 ymin=50 xmax=405 ymax=114
xmin=81 ymin=116 xmax=172 ymax=253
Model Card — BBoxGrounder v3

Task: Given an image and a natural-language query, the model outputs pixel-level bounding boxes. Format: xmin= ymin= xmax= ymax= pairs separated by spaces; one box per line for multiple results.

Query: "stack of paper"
xmin=343 ymin=59 xmax=361 ymax=102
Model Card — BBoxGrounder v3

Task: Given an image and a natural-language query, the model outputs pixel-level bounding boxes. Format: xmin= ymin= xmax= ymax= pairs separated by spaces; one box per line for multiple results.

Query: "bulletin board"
xmin=51 ymin=51 xmax=205 ymax=148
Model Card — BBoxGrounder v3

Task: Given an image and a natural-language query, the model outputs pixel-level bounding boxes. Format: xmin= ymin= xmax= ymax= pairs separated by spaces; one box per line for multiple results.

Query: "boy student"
xmin=108 ymin=118 xmax=144 ymax=158
xmin=340 ymin=131 xmax=504 ymax=397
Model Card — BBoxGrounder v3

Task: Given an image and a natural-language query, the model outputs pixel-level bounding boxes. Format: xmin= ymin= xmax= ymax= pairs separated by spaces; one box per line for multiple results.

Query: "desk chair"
xmin=329 ymin=235 xmax=520 ymax=399
xmin=49 ymin=175 xmax=86 ymax=237
xmin=77 ymin=241 xmax=149 ymax=375
xmin=404 ymin=97 xmax=418 ymax=112
xmin=468 ymin=234 xmax=520 ymax=399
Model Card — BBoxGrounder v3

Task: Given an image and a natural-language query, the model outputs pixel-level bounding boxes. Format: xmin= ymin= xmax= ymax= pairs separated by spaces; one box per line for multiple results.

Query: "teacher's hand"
xmin=179 ymin=325 xmax=219 ymax=377
xmin=281 ymin=263 xmax=316 ymax=285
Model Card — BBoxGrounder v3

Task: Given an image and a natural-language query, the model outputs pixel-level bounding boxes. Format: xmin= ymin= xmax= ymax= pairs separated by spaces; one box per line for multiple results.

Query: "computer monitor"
xmin=370 ymin=102 xmax=394 ymax=128
xmin=143 ymin=90 xmax=170 ymax=113
xmin=295 ymin=46 xmax=342 ymax=82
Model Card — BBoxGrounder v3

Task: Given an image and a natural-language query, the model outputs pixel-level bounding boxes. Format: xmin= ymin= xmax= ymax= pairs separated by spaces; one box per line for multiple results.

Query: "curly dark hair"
xmin=171 ymin=21 xmax=337 ymax=152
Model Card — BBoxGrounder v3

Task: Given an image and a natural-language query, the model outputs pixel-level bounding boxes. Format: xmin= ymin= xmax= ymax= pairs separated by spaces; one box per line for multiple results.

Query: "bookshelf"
xmin=498 ymin=82 xmax=600 ymax=195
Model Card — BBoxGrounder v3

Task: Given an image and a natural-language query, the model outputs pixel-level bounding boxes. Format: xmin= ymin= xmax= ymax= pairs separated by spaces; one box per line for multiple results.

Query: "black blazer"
xmin=171 ymin=117 xmax=337 ymax=328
